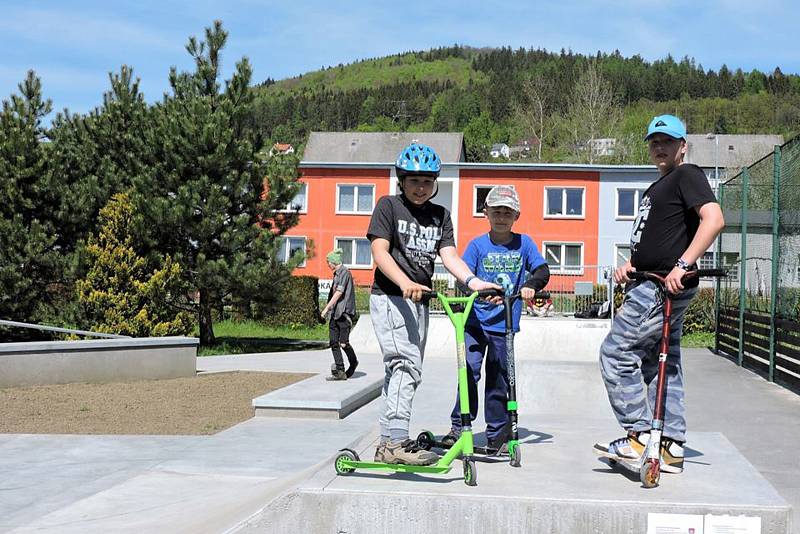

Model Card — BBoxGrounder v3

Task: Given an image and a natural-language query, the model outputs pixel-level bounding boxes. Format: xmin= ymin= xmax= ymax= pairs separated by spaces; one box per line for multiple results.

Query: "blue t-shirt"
xmin=464 ymin=233 xmax=546 ymax=333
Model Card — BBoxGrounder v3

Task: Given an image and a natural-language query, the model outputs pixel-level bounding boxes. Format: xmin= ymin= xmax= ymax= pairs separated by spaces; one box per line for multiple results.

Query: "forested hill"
xmin=251 ymin=45 xmax=800 ymax=163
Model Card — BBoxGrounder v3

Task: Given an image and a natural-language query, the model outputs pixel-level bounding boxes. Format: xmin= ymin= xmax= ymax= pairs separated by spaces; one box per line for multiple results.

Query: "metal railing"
xmin=0 ymin=319 xmax=130 ymax=339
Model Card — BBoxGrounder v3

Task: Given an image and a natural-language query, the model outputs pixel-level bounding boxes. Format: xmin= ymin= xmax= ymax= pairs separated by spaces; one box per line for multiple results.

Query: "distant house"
xmin=490 ymin=143 xmax=510 ymax=159
xmin=509 ymin=137 xmax=539 ymax=159
xmin=270 ymin=143 xmax=295 ymax=156
xmin=588 ymin=138 xmax=617 ymax=157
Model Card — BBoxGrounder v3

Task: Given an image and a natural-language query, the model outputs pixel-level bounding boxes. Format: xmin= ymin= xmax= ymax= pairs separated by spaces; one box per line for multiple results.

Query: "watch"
xmin=675 ymin=258 xmax=692 ymax=270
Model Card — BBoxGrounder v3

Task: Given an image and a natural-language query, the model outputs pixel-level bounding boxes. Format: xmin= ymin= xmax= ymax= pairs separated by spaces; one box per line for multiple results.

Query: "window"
xmin=337 ymin=184 xmax=374 ymax=214
xmin=543 ymin=242 xmax=583 ymax=274
xmin=335 ymin=237 xmax=372 ymax=268
xmin=698 ymin=252 xmax=715 ymax=270
xmin=281 ymin=183 xmax=307 ymax=212
xmin=473 ymin=184 xmax=515 ymax=215
xmin=721 ymin=252 xmax=739 ymax=283
xmin=616 ymin=188 xmax=646 ymax=219
xmin=614 ymin=244 xmax=631 ymax=268
xmin=545 ymin=187 xmax=584 ymax=218
xmin=278 ymin=236 xmax=306 ymax=266
xmin=796 ymin=255 xmax=800 ymax=282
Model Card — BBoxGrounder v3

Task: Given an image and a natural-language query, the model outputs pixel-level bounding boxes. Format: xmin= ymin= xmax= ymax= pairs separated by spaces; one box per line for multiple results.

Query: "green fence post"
xmin=714 ymin=181 xmax=725 ymax=354
xmin=768 ymin=146 xmax=782 ymax=382
xmin=738 ymin=168 xmax=750 ymax=367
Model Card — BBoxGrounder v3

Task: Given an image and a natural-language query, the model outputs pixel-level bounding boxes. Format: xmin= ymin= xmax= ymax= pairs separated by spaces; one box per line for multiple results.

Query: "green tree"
xmin=0 ymin=71 xmax=63 ymax=328
xmin=138 ymin=21 xmax=301 ymax=345
xmin=77 ymin=192 xmax=192 ymax=336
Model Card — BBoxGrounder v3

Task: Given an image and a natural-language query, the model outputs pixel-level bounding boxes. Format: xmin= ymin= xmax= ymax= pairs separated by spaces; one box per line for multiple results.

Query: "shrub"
xmin=260 ymin=275 xmax=321 ymax=327
xmin=683 ymin=288 xmax=716 ymax=334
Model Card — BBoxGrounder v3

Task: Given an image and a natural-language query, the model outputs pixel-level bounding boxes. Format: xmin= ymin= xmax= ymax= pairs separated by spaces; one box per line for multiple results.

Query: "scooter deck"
xmin=594 ymin=449 xmax=643 ymax=472
xmin=340 ymin=460 xmax=454 ymax=474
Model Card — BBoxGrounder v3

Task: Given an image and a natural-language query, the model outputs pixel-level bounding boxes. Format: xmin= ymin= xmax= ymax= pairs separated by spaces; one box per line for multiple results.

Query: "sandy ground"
xmin=0 ymin=371 xmax=312 ymax=435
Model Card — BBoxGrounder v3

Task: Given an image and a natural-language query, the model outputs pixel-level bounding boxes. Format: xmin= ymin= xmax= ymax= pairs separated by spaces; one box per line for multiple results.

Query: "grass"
xmin=197 ymin=320 xmax=329 ymax=357
xmin=681 ymin=331 xmax=716 ymax=348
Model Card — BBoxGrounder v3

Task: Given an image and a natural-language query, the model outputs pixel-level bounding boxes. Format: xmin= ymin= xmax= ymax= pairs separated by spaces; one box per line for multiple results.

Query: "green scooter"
xmin=333 ymin=290 xmax=491 ymax=486
xmin=416 ymin=289 xmax=549 ymax=468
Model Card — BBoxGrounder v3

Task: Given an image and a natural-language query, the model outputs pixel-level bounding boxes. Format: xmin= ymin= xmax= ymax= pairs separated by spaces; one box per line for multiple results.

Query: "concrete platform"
xmin=252 ymin=372 xmax=382 ymax=419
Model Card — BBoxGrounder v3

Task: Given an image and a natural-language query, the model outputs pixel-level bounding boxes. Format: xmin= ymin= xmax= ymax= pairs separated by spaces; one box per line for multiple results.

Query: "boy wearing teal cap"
xmin=321 ymin=248 xmax=358 ymax=380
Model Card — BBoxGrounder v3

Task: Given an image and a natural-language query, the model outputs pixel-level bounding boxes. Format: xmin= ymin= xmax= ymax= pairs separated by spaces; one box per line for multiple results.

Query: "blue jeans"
xmin=450 ymin=326 xmax=509 ymax=442
xmin=599 ymin=281 xmax=697 ymax=442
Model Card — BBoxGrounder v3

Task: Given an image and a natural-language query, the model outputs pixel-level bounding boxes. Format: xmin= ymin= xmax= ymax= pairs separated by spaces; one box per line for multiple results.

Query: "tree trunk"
xmin=199 ymin=288 xmax=216 ymax=346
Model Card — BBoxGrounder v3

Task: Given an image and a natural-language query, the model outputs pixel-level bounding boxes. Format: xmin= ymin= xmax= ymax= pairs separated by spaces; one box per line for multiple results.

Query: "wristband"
xmin=464 ymin=275 xmax=477 ymax=288
xmin=675 ymin=258 xmax=693 ymax=270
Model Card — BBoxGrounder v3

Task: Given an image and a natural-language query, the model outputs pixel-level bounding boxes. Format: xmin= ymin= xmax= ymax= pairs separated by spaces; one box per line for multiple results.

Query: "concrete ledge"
xmin=237 ymin=431 xmax=792 ymax=534
xmin=253 ymin=373 xmax=382 ymax=419
xmin=0 ymin=337 xmax=198 ymax=387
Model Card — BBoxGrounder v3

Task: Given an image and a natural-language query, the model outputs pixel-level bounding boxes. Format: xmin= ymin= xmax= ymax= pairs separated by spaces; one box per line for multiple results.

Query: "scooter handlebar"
xmin=628 ymin=268 xmax=728 ymax=282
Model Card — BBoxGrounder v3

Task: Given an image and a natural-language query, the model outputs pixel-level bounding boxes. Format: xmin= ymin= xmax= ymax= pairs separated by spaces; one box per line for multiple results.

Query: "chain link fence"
xmin=716 ymin=135 xmax=800 ymax=391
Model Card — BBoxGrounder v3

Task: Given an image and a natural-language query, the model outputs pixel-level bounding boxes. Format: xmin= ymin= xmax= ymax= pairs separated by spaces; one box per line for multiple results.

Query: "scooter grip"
xmin=420 ymin=290 xmax=438 ymax=299
xmin=477 ymin=289 xmax=503 ymax=298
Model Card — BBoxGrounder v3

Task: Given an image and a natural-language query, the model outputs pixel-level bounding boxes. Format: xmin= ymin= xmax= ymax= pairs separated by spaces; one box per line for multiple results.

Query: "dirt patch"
xmin=0 ymin=371 xmax=312 ymax=435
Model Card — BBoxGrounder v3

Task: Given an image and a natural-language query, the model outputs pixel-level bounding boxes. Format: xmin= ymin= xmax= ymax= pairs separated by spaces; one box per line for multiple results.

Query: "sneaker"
xmin=486 ymin=436 xmax=509 ymax=456
xmin=383 ymin=439 xmax=439 ymax=465
xmin=593 ymin=432 xmax=647 ymax=462
xmin=660 ymin=438 xmax=684 ymax=474
xmin=374 ymin=442 xmax=387 ymax=462
xmin=329 ymin=363 xmax=347 ymax=381
xmin=345 ymin=360 xmax=359 ymax=378
xmin=440 ymin=429 xmax=460 ymax=448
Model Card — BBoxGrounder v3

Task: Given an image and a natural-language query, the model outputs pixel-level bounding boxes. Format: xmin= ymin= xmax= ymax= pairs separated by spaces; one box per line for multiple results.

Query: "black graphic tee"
xmin=367 ymin=194 xmax=456 ymax=296
xmin=630 ymin=163 xmax=717 ymax=288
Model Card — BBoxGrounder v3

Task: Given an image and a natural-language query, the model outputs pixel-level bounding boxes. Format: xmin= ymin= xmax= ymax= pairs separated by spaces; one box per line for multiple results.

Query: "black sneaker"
xmin=441 ymin=429 xmax=460 ymax=448
xmin=486 ymin=436 xmax=508 ymax=456
xmin=328 ymin=364 xmax=347 ymax=381
xmin=345 ymin=360 xmax=359 ymax=378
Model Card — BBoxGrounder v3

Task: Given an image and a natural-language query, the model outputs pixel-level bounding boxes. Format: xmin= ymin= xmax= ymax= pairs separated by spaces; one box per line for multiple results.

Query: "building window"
xmin=721 ymin=252 xmax=739 ymax=283
xmin=543 ymin=242 xmax=584 ymax=274
xmin=281 ymin=183 xmax=307 ymax=213
xmin=698 ymin=251 xmax=715 ymax=270
xmin=337 ymin=184 xmax=374 ymax=214
xmin=614 ymin=244 xmax=631 ymax=268
xmin=473 ymin=184 xmax=515 ymax=215
xmin=795 ymin=255 xmax=800 ymax=282
xmin=278 ymin=236 xmax=306 ymax=266
xmin=335 ymin=237 xmax=372 ymax=268
xmin=616 ymin=188 xmax=646 ymax=219
xmin=545 ymin=187 xmax=584 ymax=218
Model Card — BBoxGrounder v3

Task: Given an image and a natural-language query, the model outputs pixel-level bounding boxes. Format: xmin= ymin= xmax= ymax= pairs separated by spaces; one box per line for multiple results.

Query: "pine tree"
xmin=77 ymin=192 xmax=192 ymax=337
xmin=138 ymin=21 xmax=301 ymax=345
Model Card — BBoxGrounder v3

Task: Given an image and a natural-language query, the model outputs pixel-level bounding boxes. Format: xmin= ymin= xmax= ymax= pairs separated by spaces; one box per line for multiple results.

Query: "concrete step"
xmin=233 ymin=428 xmax=792 ymax=533
xmin=252 ymin=371 xmax=382 ymax=419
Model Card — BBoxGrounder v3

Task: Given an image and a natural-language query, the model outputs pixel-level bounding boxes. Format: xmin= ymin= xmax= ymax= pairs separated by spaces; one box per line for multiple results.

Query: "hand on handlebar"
xmin=401 ymin=281 xmax=432 ymax=302
xmin=664 ymin=266 xmax=687 ymax=295
xmin=614 ymin=261 xmax=636 ymax=284
xmin=520 ymin=287 xmax=537 ymax=301
xmin=468 ymin=278 xmax=503 ymax=304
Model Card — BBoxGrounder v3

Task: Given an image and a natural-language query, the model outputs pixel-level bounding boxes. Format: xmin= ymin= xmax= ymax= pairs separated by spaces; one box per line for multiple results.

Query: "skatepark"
xmin=1 ymin=314 xmax=797 ymax=533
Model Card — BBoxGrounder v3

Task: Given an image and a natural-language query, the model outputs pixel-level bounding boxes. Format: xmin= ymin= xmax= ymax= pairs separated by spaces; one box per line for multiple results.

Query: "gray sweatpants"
xmin=370 ymin=293 xmax=429 ymax=442
xmin=599 ymin=281 xmax=696 ymax=443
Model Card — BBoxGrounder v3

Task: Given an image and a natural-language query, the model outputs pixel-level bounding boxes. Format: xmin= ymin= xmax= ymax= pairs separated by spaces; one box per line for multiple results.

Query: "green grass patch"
xmin=197 ymin=320 xmax=329 ymax=357
xmin=681 ymin=331 xmax=715 ymax=348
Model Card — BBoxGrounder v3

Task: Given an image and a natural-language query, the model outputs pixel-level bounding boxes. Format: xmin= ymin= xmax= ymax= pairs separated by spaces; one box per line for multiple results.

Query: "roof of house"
xmin=685 ymin=134 xmax=784 ymax=169
xmin=273 ymin=143 xmax=293 ymax=151
xmin=302 ymin=132 xmax=465 ymax=163
xmin=491 ymin=143 xmax=508 ymax=151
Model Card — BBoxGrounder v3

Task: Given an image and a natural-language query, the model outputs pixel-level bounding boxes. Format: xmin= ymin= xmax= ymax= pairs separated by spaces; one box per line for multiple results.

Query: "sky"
xmin=2 ymin=0 xmax=798 ymax=118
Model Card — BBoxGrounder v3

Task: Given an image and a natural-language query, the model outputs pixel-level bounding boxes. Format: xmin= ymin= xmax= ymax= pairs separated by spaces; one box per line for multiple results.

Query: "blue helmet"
xmin=395 ymin=143 xmax=441 ymax=177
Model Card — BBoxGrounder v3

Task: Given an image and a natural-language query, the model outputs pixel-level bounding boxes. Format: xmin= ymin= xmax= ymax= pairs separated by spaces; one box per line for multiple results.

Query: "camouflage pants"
xmin=599 ymin=281 xmax=697 ymax=443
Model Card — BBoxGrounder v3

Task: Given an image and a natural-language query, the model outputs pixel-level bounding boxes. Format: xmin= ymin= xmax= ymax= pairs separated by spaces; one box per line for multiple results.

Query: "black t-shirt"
xmin=630 ymin=164 xmax=717 ymax=288
xmin=367 ymin=194 xmax=456 ymax=296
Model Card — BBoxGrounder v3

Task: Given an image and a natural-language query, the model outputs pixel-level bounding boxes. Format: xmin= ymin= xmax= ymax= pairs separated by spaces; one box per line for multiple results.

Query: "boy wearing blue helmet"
xmin=368 ymin=143 xmax=499 ymax=465
xmin=594 ymin=115 xmax=725 ymax=474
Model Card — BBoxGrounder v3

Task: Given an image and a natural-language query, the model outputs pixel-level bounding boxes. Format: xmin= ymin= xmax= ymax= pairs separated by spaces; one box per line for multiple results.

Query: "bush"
xmin=260 ymin=275 xmax=321 ymax=327
xmin=683 ymin=288 xmax=715 ymax=334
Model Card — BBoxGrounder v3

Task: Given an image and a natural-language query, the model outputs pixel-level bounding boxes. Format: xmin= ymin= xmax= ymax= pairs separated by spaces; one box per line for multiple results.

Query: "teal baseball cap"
xmin=645 ymin=114 xmax=686 ymax=141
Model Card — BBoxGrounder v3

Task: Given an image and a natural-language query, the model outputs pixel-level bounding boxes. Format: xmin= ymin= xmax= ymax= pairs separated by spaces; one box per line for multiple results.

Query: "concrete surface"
xmin=1 ymin=340 xmax=798 ymax=533
xmin=0 ymin=336 xmax=198 ymax=387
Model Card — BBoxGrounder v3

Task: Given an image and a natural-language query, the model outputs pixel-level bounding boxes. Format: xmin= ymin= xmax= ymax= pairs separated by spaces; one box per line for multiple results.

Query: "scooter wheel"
xmin=510 ymin=444 xmax=522 ymax=467
xmin=334 ymin=449 xmax=358 ymax=476
xmin=416 ymin=430 xmax=435 ymax=451
xmin=463 ymin=459 xmax=477 ymax=486
xmin=640 ymin=458 xmax=660 ymax=488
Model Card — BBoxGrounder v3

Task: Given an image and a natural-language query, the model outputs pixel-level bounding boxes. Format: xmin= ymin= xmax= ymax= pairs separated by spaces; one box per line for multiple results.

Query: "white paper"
xmin=704 ymin=514 xmax=761 ymax=534
xmin=647 ymin=512 xmax=705 ymax=534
